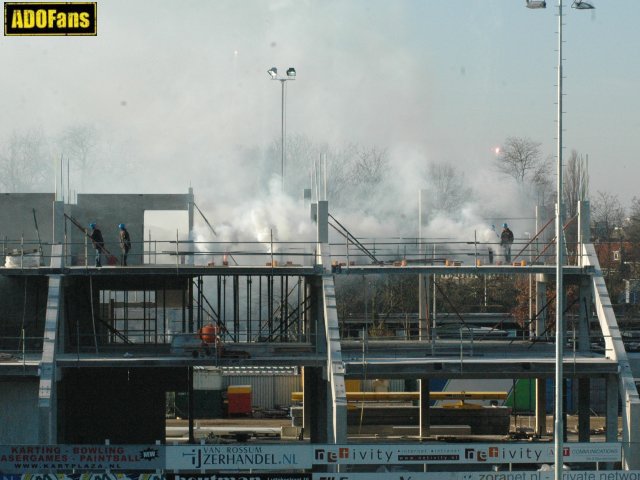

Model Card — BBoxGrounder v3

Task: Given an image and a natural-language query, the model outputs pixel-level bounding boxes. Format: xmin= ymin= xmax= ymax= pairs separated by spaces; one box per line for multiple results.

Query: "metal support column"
xmin=233 ymin=275 xmax=239 ymax=341
xmin=535 ymin=378 xmax=547 ymax=436
xmin=419 ymin=379 xmax=430 ymax=438
xmin=188 ymin=366 xmax=194 ymax=443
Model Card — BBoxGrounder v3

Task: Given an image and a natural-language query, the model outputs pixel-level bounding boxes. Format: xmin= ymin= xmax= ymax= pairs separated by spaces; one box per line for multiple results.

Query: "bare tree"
xmin=423 ymin=162 xmax=472 ymax=215
xmin=591 ymin=191 xmax=625 ymax=242
xmin=0 ymin=129 xmax=50 ymax=192
xmin=495 ymin=137 xmax=544 ymax=184
xmin=564 ymin=150 xmax=589 ymax=221
xmin=624 ymin=197 xmax=640 ymax=267
xmin=350 ymin=146 xmax=387 ymax=190
xmin=495 ymin=136 xmax=554 ymax=205
xmin=59 ymin=125 xmax=97 ymax=191
xmin=625 ymin=197 xmax=640 ymax=242
xmin=563 ymin=150 xmax=590 ymax=255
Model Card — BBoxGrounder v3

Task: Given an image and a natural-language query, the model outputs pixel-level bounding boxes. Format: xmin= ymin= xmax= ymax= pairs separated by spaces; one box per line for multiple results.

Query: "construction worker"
xmin=89 ymin=223 xmax=105 ymax=267
xmin=118 ymin=223 xmax=131 ymax=266
xmin=500 ymin=223 xmax=514 ymax=263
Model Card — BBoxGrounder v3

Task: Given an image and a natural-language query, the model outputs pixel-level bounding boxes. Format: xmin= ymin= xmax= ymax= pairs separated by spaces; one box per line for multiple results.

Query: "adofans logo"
xmin=4 ymin=2 xmax=97 ymax=36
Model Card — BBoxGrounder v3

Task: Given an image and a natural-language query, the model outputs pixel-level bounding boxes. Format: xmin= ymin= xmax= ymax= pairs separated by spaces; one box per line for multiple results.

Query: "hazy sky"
xmin=1 ymin=1 xmax=638 ymax=242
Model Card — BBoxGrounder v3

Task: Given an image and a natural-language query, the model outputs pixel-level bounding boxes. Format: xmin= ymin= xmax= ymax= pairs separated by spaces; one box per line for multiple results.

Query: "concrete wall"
xmin=0 ymin=276 xmax=48 ymax=352
xmin=0 ymin=380 xmax=39 ymax=443
xmin=68 ymin=193 xmax=192 ymax=265
xmin=59 ymin=367 xmax=188 ymax=444
xmin=0 ymin=193 xmax=56 ymax=260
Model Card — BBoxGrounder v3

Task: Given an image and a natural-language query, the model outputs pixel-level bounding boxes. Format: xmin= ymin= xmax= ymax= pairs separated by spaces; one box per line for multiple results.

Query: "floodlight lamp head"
xmin=286 ymin=67 xmax=296 ymax=78
xmin=572 ymin=0 xmax=595 ymax=9
xmin=526 ymin=0 xmax=547 ymax=8
xmin=267 ymin=67 xmax=278 ymax=78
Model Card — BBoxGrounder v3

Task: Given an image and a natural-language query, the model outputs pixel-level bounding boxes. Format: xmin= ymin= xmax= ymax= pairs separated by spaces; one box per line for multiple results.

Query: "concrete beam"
xmin=578 ymin=276 xmax=592 ymax=353
xmin=321 ymin=269 xmax=347 ymax=443
xmin=583 ymin=243 xmax=640 ymax=469
xmin=345 ymin=359 xmax=617 ymax=379
xmin=38 ymin=244 xmax=63 ymax=444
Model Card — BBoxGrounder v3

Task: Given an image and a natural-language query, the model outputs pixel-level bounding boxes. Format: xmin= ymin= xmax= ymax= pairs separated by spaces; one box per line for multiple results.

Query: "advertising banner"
xmin=167 ymin=474 xmax=311 ymax=480
xmin=311 ymin=443 xmax=622 ymax=465
xmin=0 ymin=475 xmax=163 ymax=480
xmin=310 ymin=471 xmax=640 ymax=480
xmin=0 ymin=443 xmax=622 ymax=472
xmin=166 ymin=445 xmax=312 ymax=471
xmin=0 ymin=446 xmax=163 ymax=472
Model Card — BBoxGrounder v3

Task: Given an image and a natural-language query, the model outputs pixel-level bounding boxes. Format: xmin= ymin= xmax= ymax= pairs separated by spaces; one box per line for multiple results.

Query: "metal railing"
xmin=0 ymin=235 xmax=596 ymax=269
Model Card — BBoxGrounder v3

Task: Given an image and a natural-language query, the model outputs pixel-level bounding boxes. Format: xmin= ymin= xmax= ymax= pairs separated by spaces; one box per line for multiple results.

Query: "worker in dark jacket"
xmin=118 ymin=223 xmax=131 ymax=266
xmin=89 ymin=223 xmax=105 ymax=267
xmin=500 ymin=223 xmax=514 ymax=263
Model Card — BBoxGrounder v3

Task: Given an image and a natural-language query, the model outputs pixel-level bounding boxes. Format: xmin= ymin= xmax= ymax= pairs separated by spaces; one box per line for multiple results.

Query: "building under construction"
xmin=0 ymin=191 xmax=639 ymax=471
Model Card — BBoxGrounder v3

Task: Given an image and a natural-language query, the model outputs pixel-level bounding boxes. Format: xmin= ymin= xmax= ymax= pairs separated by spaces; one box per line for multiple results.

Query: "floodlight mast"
xmin=525 ymin=1 xmax=594 ymax=479
xmin=267 ymin=66 xmax=296 ymax=192
xmin=526 ymin=0 xmax=547 ymax=8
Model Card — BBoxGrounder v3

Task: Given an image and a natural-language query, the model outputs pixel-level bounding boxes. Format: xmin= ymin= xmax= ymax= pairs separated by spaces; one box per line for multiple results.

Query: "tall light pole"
xmin=267 ymin=66 xmax=296 ymax=192
xmin=525 ymin=1 xmax=594 ymax=478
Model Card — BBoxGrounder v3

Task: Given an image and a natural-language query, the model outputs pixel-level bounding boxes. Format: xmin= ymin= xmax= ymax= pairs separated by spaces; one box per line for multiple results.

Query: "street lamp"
xmin=526 ymin=2 xmax=594 ymax=479
xmin=267 ymin=66 xmax=296 ymax=192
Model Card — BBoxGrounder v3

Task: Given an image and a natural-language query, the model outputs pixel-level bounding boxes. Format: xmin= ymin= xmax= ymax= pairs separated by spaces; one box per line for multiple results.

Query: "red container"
xmin=227 ymin=385 xmax=252 ymax=415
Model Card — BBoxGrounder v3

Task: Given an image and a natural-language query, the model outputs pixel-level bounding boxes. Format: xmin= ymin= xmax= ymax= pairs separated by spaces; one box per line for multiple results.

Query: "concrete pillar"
xmin=305 ymin=276 xmax=329 ymax=443
xmin=418 ymin=275 xmax=429 ymax=340
xmin=419 ymin=379 xmax=430 ymax=437
xmin=39 ymin=252 xmax=63 ymax=443
xmin=535 ymin=274 xmax=548 ymax=338
xmin=52 ymin=200 xmax=65 ymax=246
xmin=605 ymin=373 xmax=619 ymax=443
xmin=317 ymin=201 xmax=328 ymax=244
xmin=187 ymin=188 xmax=194 ymax=266
xmin=535 ymin=378 xmax=547 ymax=436
xmin=623 ymin=398 xmax=640 ymax=470
xmin=578 ymin=377 xmax=590 ymax=441
xmin=577 ymin=201 xmax=590 ymax=266
xmin=304 ymin=366 xmax=328 ymax=443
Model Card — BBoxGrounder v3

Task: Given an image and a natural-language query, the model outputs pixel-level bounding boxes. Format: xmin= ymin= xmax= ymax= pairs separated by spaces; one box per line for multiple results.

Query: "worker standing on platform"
xmin=118 ymin=223 xmax=131 ymax=266
xmin=89 ymin=223 xmax=105 ymax=267
xmin=500 ymin=223 xmax=514 ymax=264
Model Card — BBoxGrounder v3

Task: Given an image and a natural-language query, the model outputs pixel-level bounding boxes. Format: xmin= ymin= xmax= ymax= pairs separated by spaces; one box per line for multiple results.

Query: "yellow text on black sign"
xmin=4 ymin=2 xmax=97 ymax=36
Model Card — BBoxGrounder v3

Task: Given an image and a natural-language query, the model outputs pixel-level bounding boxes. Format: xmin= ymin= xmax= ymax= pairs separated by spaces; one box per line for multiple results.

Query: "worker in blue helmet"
xmin=500 ymin=223 xmax=514 ymax=263
xmin=118 ymin=223 xmax=131 ymax=266
xmin=88 ymin=223 xmax=105 ymax=267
